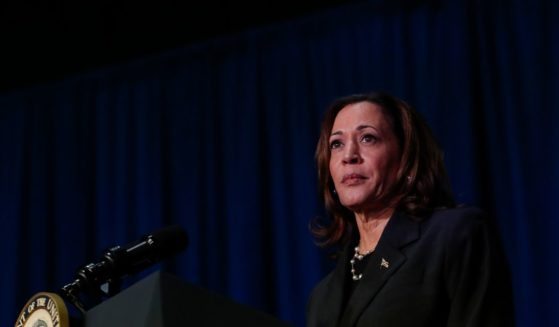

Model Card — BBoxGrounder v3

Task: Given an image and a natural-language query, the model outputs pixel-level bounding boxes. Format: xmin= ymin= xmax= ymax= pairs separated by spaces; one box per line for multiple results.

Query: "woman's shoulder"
xmin=432 ymin=205 xmax=485 ymax=217
xmin=416 ymin=206 xmax=505 ymax=264
xmin=423 ymin=205 xmax=493 ymax=235
xmin=431 ymin=205 xmax=487 ymax=221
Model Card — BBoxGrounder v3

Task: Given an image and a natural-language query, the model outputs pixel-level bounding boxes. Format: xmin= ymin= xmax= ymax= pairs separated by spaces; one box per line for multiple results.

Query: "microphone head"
xmin=148 ymin=225 xmax=189 ymax=257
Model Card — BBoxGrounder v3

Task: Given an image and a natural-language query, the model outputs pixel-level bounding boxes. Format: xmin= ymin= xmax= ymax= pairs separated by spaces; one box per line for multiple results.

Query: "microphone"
xmin=61 ymin=225 xmax=188 ymax=312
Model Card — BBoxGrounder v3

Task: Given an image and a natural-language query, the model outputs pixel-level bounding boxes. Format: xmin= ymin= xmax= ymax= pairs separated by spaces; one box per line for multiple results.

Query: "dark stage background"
xmin=1 ymin=0 xmax=557 ymax=326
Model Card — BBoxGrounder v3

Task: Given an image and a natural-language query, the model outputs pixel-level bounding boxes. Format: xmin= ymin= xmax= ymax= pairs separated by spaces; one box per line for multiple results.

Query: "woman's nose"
xmin=342 ymin=143 xmax=361 ymax=164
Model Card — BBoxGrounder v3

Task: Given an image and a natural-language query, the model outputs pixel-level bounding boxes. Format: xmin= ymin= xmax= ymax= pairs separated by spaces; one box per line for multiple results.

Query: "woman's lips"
xmin=342 ymin=173 xmax=367 ymax=185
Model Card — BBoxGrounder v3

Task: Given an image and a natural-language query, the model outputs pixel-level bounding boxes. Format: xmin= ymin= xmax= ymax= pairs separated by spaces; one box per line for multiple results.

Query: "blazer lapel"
xmin=315 ymin=244 xmax=352 ymax=327
xmin=339 ymin=211 xmax=420 ymax=327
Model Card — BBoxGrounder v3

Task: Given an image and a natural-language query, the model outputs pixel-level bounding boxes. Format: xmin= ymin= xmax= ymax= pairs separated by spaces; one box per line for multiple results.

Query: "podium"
xmin=81 ymin=271 xmax=294 ymax=327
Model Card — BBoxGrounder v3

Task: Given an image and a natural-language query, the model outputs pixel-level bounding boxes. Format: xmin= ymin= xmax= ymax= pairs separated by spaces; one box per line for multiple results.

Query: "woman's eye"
xmin=361 ymin=134 xmax=377 ymax=143
xmin=329 ymin=140 xmax=342 ymax=150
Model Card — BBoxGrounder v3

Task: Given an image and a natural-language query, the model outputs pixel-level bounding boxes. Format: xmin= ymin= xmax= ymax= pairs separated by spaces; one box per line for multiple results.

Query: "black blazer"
xmin=306 ymin=207 xmax=515 ymax=327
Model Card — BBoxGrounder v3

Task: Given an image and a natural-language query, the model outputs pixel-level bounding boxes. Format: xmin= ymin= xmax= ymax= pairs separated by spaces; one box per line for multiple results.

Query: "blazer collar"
xmin=339 ymin=210 xmax=420 ymax=326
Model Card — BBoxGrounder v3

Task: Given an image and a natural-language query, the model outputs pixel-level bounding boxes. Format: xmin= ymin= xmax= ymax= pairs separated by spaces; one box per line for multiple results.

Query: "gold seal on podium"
xmin=14 ymin=292 xmax=70 ymax=327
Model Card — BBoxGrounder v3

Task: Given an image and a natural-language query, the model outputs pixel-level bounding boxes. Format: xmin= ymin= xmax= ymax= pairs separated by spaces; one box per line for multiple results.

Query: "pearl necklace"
xmin=350 ymin=246 xmax=373 ymax=281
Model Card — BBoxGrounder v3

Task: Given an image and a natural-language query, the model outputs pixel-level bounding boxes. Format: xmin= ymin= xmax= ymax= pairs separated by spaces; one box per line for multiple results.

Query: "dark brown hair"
xmin=312 ymin=91 xmax=455 ymax=247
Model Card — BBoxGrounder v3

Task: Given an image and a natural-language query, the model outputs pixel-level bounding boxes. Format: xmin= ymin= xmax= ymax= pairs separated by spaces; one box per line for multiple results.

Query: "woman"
xmin=306 ymin=92 xmax=515 ymax=326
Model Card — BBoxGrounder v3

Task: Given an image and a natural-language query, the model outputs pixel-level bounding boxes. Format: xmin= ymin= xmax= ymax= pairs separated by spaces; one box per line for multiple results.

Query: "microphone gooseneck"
xmin=60 ymin=225 xmax=188 ymax=313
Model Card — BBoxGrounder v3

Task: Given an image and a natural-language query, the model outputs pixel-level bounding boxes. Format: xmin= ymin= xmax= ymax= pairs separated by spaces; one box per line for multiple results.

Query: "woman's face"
xmin=328 ymin=101 xmax=401 ymax=213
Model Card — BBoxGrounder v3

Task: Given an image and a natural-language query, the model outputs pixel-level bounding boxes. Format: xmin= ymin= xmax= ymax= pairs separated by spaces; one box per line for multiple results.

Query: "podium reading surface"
xmin=82 ymin=271 xmax=293 ymax=327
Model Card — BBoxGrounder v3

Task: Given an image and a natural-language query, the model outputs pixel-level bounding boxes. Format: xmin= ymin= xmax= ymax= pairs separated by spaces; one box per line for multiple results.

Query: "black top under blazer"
xmin=306 ymin=207 xmax=515 ymax=327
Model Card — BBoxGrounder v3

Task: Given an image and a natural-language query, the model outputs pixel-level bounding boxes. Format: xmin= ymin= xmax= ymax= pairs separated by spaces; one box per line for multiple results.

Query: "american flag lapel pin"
xmin=380 ymin=258 xmax=389 ymax=269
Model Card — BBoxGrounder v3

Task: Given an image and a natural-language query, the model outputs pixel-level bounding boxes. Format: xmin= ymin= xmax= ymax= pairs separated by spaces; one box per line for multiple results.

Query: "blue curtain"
xmin=1 ymin=0 xmax=557 ymax=326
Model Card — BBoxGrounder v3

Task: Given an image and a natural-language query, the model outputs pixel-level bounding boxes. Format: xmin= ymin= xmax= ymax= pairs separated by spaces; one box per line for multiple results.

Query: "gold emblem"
xmin=14 ymin=292 xmax=70 ymax=327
